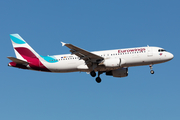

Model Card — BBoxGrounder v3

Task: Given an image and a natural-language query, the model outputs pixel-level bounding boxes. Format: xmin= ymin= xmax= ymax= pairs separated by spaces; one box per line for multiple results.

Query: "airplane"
xmin=7 ymin=34 xmax=174 ymax=83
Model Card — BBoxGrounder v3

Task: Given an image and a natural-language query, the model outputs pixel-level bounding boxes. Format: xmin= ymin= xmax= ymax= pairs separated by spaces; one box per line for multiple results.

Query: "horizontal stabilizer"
xmin=7 ymin=57 xmax=29 ymax=65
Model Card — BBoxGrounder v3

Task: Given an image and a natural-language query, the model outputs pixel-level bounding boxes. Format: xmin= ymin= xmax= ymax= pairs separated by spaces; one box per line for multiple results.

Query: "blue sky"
xmin=0 ymin=0 xmax=180 ymax=120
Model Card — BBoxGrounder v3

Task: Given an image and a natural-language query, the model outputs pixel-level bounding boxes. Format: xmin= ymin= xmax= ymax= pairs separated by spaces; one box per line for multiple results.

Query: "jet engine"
xmin=106 ymin=68 xmax=128 ymax=77
xmin=100 ymin=58 xmax=126 ymax=67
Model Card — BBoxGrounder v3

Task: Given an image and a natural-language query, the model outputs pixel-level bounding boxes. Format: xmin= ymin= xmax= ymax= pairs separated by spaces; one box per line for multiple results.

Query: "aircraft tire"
xmin=150 ymin=70 xmax=154 ymax=74
xmin=90 ymin=71 xmax=96 ymax=77
xmin=96 ymin=77 xmax=101 ymax=83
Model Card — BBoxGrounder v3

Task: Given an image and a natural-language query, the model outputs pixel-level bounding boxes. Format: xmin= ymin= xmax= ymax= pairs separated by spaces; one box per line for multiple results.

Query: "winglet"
xmin=61 ymin=42 xmax=66 ymax=46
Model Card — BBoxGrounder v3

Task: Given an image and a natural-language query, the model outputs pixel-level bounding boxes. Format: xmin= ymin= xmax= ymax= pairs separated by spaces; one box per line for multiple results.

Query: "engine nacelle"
xmin=106 ymin=68 xmax=128 ymax=77
xmin=100 ymin=58 xmax=126 ymax=67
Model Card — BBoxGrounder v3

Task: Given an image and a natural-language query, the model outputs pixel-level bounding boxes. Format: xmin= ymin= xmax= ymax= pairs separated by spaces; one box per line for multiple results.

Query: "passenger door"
xmin=147 ymin=46 xmax=153 ymax=57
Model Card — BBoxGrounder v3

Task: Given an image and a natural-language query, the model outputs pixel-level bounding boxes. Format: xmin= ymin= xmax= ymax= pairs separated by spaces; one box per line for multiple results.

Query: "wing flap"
xmin=7 ymin=57 xmax=29 ymax=65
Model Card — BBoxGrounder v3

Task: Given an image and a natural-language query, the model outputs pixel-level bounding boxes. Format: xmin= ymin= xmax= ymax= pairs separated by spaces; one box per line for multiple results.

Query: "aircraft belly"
xmin=123 ymin=54 xmax=164 ymax=67
xmin=42 ymin=60 xmax=83 ymax=72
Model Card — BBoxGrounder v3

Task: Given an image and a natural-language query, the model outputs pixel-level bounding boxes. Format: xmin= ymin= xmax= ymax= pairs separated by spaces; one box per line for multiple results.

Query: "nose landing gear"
xmin=149 ymin=64 xmax=154 ymax=74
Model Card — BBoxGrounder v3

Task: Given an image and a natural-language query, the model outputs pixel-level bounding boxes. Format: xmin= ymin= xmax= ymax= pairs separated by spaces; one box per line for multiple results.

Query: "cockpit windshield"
xmin=158 ymin=49 xmax=166 ymax=52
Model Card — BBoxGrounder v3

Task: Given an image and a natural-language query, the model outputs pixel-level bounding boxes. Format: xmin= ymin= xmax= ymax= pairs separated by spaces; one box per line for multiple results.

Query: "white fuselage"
xmin=39 ymin=46 xmax=173 ymax=73
xmin=8 ymin=34 xmax=174 ymax=83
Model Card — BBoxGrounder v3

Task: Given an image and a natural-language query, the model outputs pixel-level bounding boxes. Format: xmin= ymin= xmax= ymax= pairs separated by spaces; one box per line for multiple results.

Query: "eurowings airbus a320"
xmin=7 ymin=34 xmax=174 ymax=83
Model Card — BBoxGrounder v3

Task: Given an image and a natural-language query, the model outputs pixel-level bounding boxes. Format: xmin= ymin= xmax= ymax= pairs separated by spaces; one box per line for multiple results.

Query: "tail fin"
xmin=10 ymin=34 xmax=40 ymax=61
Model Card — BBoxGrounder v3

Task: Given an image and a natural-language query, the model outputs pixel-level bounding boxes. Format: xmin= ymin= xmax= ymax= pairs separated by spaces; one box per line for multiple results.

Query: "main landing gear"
xmin=90 ymin=70 xmax=96 ymax=77
xmin=90 ymin=71 xmax=103 ymax=83
xmin=149 ymin=64 xmax=154 ymax=74
xmin=96 ymin=77 xmax=101 ymax=83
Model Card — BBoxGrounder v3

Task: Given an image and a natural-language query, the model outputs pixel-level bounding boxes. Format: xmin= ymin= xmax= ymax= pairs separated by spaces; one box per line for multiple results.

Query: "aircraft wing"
xmin=61 ymin=42 xmax=104 ymax=62
xmin=7 ymin=57 xmax=29 ymax=65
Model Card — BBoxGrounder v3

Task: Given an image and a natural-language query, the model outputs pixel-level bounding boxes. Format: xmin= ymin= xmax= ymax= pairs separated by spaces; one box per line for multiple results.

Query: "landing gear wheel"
xmin=150 ymin=70 xmax=154 ymax=74
xmin=149 ymin=64 xmax=154 ymax=74
xmin=96 ymin=77 xmax=101 ymax=83
xmin=90 ymin=71 xmax=96 ymax=77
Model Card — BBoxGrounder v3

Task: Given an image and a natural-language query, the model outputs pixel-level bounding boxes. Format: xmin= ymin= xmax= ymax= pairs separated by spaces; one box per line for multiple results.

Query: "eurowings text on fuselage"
xmin=7 ymin=34 xmax=174 ymax=83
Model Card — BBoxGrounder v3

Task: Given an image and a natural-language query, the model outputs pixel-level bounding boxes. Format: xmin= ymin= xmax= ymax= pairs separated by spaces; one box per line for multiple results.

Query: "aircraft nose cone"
xmin=168 ymin=52 xmax=174 ymax=60
xmin=170 ymin=53 xmax=174 ymax=59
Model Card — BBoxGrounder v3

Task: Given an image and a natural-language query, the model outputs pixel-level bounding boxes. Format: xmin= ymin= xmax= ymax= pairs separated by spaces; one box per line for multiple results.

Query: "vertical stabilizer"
xmin=10 ymin=34 xmax=40 ymax=61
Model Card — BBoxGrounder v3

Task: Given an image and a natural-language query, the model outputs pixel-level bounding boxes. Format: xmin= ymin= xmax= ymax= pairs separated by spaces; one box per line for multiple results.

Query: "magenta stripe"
xmin=15 ymin=47 xmax=51 ymax=72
